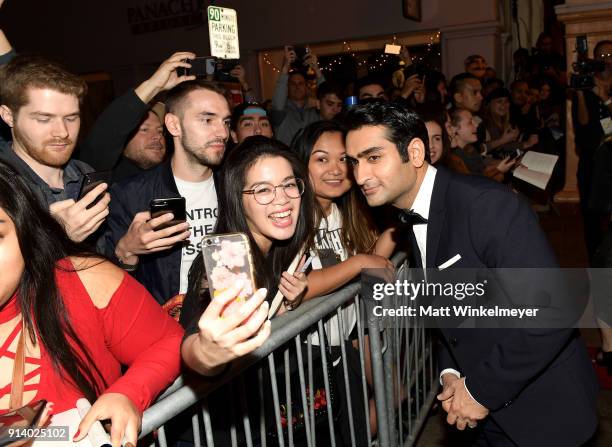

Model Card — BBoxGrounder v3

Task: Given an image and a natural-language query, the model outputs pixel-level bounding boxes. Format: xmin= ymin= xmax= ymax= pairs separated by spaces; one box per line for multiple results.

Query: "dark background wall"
xmin=1 ymin=0 xmax=497 ymax=93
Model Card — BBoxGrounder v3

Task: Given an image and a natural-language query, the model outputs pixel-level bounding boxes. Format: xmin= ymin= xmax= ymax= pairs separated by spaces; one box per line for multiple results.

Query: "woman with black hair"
xmin=292 ymin=121 xmax=396 ymax=441
xmin=292 ymin=120 xmax=394 ymax=304
xmin=0 ymin=160 xmax=183 ymax=446
xmin=180 ymin=136 xmax=314 ymax=375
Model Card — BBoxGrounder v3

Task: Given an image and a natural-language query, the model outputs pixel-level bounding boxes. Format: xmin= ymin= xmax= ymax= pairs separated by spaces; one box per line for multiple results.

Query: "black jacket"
xmin=409 ymin=167 xmax=598 ymax=446
xmin=102 ymin=160 xmax=182 ymax=304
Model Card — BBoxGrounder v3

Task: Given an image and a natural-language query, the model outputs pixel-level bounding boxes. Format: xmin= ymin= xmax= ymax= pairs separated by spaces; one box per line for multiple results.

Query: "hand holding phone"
xmin=114 ymin=208 xmax=190 ymax=265
xmin=185 ymin=280 xmax=270 ymax=375
xmin=78 ymin=171 xmax=112 ymax=210
xmin=202 ymin=233 xmax=257 ymax=317
xmin=150 ymin=197 xmax=187 ymax=230
xmin=50 ymin=182 xmax=110 ymax=242
xmin=177 ymin=57 xmax=216 ymax=78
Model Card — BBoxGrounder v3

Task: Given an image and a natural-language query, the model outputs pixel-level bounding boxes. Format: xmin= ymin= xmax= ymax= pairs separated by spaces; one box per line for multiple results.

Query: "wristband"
xmin=116 ymin=253 xmax=138 ymax=272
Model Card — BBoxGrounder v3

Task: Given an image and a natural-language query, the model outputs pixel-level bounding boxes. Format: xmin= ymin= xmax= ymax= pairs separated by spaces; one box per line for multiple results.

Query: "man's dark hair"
xmin=355 ymin=75 xmax=386 ymax=96
xmin=448 ymin=72 xmax=480 ymax=101
xmin=343 ymin=101 xmax=430 ymax=163
xmin=164 ymin=80 xmax=226 ymax=116
xmin=230 ymin=102 xmax=268 ymax=131
xmin=288 ymin=71 xmax=306 ymax=82
xmin=316 ymin=81 xmax=343 ymax=100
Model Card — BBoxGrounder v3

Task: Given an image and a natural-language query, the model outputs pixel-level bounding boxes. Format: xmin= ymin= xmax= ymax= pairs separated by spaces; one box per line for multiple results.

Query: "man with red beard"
xmin=0 ymin=55 xmax=109 ymax=242
xmin=104 ymin=80 xmax=231 ymax=310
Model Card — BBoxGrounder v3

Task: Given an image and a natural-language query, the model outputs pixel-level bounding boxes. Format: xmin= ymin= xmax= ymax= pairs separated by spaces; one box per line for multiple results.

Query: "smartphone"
xmin=293 ymin=45 xmax=308 ymax=62
xmin=177 ymin=57 xmax=216 ymax=77
xmin=78 ymin=170 xmax=112 ymax=209
xmin=0 ymin=400 xmax=47 ymax=446
xmin=202 ymin=232 xmax=257 ymax=316
xmin=149 ymin=197 xmax=186 ymax=230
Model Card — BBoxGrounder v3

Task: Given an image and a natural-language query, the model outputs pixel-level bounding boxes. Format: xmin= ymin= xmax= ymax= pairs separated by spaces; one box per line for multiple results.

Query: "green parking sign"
xmin=208 ymin=6 xmax=221 ymax=21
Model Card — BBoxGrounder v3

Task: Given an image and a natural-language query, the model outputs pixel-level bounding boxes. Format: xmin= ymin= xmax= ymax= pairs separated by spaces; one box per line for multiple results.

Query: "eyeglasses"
xmin=242 ymin=178 xmax=305 ymax=205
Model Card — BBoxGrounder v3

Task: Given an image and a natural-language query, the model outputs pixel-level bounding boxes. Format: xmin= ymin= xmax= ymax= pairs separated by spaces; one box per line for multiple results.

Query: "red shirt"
xmin=0 ymin=258 xmax=184 ymax=414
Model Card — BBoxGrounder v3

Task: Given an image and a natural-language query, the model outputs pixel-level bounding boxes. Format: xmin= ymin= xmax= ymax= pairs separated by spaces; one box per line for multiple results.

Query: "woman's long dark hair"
xmin=0 ymin=160 xmax=105 ymax=403
xmin=292 ymin=120 xmax=378 ymax=254
xmin=186 ymin=136 xmax=315 ymax=307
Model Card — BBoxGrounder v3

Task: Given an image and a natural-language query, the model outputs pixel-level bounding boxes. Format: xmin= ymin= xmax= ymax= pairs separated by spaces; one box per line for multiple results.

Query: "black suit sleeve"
xmin=437 ymin=338 xmax=459 ymax=372
xmin=100 ymin=181 xmax=139 ymax=259
xmin=464 ymin=188 xmax=577 ymax=410
xmin=79 ymin=89 xmax=149 ymax=170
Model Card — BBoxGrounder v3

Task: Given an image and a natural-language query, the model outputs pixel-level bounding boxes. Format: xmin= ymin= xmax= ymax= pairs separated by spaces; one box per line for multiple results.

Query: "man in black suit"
xmin=344 ymin=101 xmax=599 ymax=446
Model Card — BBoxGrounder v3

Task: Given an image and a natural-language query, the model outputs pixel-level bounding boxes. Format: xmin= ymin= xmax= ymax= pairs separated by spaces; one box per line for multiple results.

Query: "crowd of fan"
xmin=0 ymin=17 xmax=611 ymax=446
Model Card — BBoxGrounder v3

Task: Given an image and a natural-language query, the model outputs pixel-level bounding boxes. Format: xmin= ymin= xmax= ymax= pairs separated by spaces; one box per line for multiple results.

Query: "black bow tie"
xmin=399 ymin=209 xmax=428 ymax=225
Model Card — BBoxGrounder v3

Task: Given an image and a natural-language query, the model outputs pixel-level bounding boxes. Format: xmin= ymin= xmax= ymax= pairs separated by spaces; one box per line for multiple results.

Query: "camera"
xmin=570 ymin=35 xmax=606 ymax=89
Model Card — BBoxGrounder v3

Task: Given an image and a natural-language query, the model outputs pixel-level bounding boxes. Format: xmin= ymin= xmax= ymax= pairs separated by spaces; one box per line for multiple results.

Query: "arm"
xmin=270 ymin=46 xmax=296 ymax=126
xmin=487 ymin=127 xmax=520 ymax=151
xmin=574 ymin=90 xmax=590 ymax=127
xmin=0 ymin=1 xmax=13 ymax=59
xmin=181 ymin=282 xmax=270 ymax=376
xmin=100 ymin=274 xmax=184 ymax=411
xmin=0 ymin=29 xmax=11 ymax=57
xmin=230 ymin=64 xmax=258 ymax=103
xmin=373 ymin=227 xmax=397 ymax=258
xmin=72 ymin=258 xmax=180 ymax=446
xmin=304 ymin=253 xmax=393 ymax=300
xmin=79 ymin=51 xmax=196 ymax=170
xmin=78 ymin=90 xmax=149 ymax=170
xmin=463 ymin=189 xmax=576 ymax=410
xmin=101 ymin=180 xmax=190 ymax=268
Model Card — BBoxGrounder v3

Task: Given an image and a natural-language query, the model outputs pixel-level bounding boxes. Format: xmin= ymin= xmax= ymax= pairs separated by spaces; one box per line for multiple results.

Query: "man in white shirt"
xmin=344 ymin=101 xmax=598 ymax=446
xmin=104 ymin=81 xmax=230 ymax=308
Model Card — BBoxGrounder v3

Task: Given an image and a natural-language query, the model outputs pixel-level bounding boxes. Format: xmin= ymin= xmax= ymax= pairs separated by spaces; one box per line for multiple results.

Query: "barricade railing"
xmin=140 ymin=253 xmax=437 ymax=447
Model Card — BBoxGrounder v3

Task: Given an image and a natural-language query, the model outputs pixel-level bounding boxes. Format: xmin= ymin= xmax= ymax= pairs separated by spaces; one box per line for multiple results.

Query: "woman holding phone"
xmin=0 ymin=160 xmax=183 ymax=446
xmin=180 ymin=136 xmax=315 ymax=375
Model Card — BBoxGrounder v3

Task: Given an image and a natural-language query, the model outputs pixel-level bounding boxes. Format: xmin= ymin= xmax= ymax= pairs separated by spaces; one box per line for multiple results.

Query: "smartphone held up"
xmin=202 ymin=232 xmax=257 ymax=317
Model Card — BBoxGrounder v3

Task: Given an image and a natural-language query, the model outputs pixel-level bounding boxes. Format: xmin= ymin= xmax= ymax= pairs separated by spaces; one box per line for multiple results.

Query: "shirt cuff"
xmin=463 ymin=377 xmax=485 ymax=408
xmin=439 ymin=368 xmax=460 ymax=385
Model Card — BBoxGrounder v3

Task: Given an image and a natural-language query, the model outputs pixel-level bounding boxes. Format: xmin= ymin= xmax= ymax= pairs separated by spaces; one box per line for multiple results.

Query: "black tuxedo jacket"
xmin=411 ymin=167 xmax=598 ymax=446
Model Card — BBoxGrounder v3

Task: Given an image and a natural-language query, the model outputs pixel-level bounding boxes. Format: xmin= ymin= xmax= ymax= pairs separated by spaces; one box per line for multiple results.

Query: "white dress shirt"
xmin=410 ymin=166 xmax=482 ymax=405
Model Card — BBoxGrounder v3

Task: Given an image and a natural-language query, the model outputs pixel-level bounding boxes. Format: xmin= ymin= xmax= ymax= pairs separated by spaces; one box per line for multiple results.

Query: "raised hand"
xmin=182 ymin=280 xmax=271 ymax=375
xmin=135 ymin=51 xmax=197 ymax=103
xmin=281 ymin=45 xmax=297 ymax=73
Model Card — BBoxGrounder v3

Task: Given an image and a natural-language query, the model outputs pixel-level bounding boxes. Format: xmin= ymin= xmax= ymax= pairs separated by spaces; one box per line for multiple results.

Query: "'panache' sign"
xmin=127 ymin=0 xmax=204 ymax=35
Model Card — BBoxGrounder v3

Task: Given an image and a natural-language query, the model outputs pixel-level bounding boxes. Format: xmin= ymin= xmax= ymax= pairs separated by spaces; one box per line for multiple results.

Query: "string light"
xmin=263 ymin=32 xmax=440 ymax=74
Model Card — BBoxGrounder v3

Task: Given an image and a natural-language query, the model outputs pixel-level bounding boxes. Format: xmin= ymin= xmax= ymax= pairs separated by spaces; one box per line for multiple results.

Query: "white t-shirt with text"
xmin=174 ymin=175 xmax=218 ymax=294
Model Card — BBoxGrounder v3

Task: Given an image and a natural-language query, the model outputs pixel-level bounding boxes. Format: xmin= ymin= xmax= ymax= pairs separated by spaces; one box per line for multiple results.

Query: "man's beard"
xmin=13 ymin=124 xmax=75 ymax=168
xmin=126 ymin=143 xmax=166 ymax=170
xmin=181 ymin=133 xmax=225 ymax=167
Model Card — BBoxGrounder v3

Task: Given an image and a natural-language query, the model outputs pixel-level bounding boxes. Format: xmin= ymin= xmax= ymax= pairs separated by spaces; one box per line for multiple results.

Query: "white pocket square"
xmin=438 ymin=254 xmax=462 ymax=270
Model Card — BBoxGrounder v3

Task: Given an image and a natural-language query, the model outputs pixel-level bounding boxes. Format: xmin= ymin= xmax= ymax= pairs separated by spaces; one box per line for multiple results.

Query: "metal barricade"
xmin=140 ymin=253 xmax=437 ymax=447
